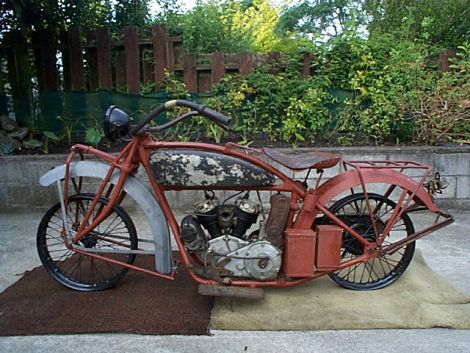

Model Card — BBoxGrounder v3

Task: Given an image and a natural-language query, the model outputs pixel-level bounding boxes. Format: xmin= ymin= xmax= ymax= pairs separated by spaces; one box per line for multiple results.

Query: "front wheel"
xmin=37 ymin=193 xmax=138 ymax=291
xmin=324 ymin=193 xmax=415 ymax=290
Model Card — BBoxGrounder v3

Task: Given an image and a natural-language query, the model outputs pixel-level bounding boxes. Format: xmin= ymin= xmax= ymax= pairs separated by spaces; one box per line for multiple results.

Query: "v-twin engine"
xmin=180 ymin=193 xmax=290 ymax=281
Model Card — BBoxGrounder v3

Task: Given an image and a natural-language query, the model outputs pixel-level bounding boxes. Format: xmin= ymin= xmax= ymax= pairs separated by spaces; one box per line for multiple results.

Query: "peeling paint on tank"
xmin=150 ymin=149 xmax=277 ymax=187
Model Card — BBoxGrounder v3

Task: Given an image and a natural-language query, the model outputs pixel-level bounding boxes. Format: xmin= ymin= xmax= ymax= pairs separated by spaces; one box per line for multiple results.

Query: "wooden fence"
xmin=0 ymin=25 xmax=310 ymax=95
xmin=0 ymin=24 xmax=457 ymax=127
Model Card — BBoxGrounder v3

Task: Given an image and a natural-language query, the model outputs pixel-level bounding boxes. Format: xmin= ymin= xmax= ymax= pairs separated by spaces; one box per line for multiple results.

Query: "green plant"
xmin=282 ymin=86 xmax=332 ymax=144
xmin=85 ymin=126 xmax=104 ymax=146
xmin=23 ymin=139 xmax=43 ymax=150
xmin=57 ymin=115 xmax=78 ymax=146
xmin=0 ymin=142 xmax=15 ymax=156
xmin=207 ymin=123 xmax=226 ymax=144
xmin=411 ymin=43 xmax=470 ymax=144
xmin=42 ymin=131 xmax=62 ymax=154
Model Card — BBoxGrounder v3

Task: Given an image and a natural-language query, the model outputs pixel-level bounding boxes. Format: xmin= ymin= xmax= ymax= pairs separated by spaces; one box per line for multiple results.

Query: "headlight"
xmin=104 ymin=105 xmax=130 ymax=141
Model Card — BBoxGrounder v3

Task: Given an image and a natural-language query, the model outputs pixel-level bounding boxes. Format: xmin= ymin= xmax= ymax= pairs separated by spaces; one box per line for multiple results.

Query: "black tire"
xmin=37 ymin=193 xmax=138 ymax=291
xmin=324 ymin=193 xmax=415 ymax=290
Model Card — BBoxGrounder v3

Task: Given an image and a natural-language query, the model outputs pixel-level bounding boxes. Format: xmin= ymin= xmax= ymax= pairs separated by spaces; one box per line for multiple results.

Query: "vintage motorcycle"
xmin=37 ymin=99 xmax=453 ymax=299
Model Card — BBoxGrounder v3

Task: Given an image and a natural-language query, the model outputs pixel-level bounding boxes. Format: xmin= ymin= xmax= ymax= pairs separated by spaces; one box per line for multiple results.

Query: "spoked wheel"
xmin=37 ymin=193 xmax=138 ymax=291
xmin=324 ymin=193 xmax=415 ymax=290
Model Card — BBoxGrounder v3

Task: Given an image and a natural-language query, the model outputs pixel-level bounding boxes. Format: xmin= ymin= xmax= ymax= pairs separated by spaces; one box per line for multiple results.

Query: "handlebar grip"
xmin=200 ymin=106 xmax=230 ymax=126
xmin=173 ymin=100 xmax=230 ymax=125
xmin=129 ymin=100 xmax=231 ymax=136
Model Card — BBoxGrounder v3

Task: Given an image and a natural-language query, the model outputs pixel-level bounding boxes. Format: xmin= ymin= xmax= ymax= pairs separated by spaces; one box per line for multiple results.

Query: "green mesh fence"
xmin=9 ymin=89 xmax=356 ymax=137
xmin=10 ymin=91 xmax=208 ymax=133
xmin=0 ymin=95 xmax=7 ymax=116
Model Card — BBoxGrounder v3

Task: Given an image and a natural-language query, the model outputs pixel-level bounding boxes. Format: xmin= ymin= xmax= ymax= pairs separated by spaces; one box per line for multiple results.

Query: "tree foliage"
xmin=113 ymin=0 xmax=151 ymax=30
xmin=365 ymin=0 xmax=470 ymax=48
xmin=278 ymin=0 xmax=367 ymax=41
xmin=165 ymin=0 xmax=286 ymax=53
xmin=0 ymin=0 xmax=113 ymax=34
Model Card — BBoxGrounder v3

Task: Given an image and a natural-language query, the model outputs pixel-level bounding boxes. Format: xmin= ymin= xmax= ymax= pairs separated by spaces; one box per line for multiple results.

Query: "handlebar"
xmin=130 ymin=99 xmax=231 ymax=136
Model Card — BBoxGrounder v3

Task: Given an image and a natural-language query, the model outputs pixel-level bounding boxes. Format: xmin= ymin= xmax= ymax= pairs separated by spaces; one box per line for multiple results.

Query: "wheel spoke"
xmin=37 ymin=193 xmax=137 ymax=291
xmin=324 ymin=193 xmax=415 ymax=290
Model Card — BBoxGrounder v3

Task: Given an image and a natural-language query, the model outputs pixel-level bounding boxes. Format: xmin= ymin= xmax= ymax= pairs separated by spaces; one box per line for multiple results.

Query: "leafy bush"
xmin=205 ymin=60 xmax=335 ymax=144
xmin=198 ymin=31 xmax=469 ymax=146
xmin=411 ymin=43 xmax=470 ymax=144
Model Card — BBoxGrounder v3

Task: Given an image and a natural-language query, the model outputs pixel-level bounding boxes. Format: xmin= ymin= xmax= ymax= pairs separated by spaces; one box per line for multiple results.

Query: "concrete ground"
xmin=0 ymin=211 xmax=469 ymax=353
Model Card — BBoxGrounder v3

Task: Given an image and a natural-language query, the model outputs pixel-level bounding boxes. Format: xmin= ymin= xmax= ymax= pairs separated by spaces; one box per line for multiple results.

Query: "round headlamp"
xmin=104 ymin=105 xmax=130 ymax=141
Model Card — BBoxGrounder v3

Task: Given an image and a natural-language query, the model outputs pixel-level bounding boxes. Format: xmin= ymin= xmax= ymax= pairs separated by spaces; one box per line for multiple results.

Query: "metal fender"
xmin=39 ymin=161 xmax=172 ymax=274
xmin=315 ymin=169 xmax=438 ymax=213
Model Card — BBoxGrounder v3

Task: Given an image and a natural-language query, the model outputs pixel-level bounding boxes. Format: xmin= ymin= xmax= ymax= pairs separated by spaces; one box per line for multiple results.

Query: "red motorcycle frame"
xmin=37 ymin=100 xmax=453 ymax=298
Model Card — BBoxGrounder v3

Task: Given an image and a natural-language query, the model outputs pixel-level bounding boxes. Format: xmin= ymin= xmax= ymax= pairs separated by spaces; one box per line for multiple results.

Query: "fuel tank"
xmin=150 ymin=149 xmax=277 ymax=188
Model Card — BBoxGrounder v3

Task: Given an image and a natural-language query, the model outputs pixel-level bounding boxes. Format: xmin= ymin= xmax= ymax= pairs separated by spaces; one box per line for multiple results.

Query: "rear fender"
xmin=39 ymin=161 xmax=172 ymax=274
xmin=315 ymin=169 xmax=438 ymax=213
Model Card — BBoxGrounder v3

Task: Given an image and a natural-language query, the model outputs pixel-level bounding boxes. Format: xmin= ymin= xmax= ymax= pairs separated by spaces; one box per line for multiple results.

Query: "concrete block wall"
xmin=0 ymin=146 xmax=468 ymax=213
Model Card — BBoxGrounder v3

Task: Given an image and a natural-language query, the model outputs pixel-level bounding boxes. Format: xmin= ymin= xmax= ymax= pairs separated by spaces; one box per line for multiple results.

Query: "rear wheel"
xmin=37 ymin=193 xmax=138 ymax=291
xmin=325 ymin=193 xmax=415 ymax=290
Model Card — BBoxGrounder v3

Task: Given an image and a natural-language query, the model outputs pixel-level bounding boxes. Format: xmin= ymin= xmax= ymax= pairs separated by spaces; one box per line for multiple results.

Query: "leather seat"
xmin=262 ymin=147 xmax=341 ymax=171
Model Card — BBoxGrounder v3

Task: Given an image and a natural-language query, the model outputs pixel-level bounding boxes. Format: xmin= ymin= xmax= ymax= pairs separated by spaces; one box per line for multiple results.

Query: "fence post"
xmin=87 ymin=31 xmax=99 ymax=90
xmin=33 ymin=29 xmax=60 ymax=131
xmin=302 ymin=53 xmax=312 ymax=78
xmin=115 ymin=51 xmax=126 ymax=88
xmin=238 ymin=52 xmax=253 ymax=76
xmin=152 ymin=24 xmax=167 ymax=91
xmin=67 ymin=27 xmax=85 ymax=90
xmin=5 ymin=30 xmax=33 ymax=127
xmin=267 ymin=51 xmax=281 ymax=74
xmin=33 ymin=29 xmax=59 ymax=91
xmin=96 ymin=27 xmax=112 ymax=90
xmin=184 ymin=54 xmax=198 ymax=93
xmin=211 ymin=52 xmax=225 ymax=85
xmin=439 ymin=49 xmax=456 ymax=74
xmin=124 ymin=26 xmax=140 ymax=93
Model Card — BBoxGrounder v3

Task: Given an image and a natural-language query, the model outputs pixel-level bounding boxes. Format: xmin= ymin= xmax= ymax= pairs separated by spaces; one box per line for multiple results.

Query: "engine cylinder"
xmin=194 ymin=198 xmax=222 ymax=238
xmin=231 ymin=199 xmax=260 ymax=239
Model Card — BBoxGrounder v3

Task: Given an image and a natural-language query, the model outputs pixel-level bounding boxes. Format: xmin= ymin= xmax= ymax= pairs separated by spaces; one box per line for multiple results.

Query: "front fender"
xmin=315 ymin=169 xmax=438 ymax=213
xmin=40 ymin=161 xmax=172 ymax=274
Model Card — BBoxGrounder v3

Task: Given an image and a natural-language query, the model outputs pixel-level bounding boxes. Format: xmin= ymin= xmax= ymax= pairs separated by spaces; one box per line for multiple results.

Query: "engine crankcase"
xmin=223 ymin=241 xmax=282 ymax=280
xmin=208 ymin=235 xmax=249 ymax=261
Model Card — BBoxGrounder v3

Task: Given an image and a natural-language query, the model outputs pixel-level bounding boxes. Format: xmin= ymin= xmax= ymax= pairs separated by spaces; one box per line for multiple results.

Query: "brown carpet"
xmin=0 ymin=255 xmax=213 ymax=336
xmin=212 ymin=251 xmax=470 ymax=330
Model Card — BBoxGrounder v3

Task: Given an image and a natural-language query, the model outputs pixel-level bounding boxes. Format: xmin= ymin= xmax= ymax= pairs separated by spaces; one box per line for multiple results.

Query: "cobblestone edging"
xmin=0 ymin=145 xmax=468 ymax=213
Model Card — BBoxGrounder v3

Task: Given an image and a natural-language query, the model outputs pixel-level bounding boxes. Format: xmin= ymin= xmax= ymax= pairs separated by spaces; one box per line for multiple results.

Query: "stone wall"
xmin=0 ymin=146 xmax=468 ymax=213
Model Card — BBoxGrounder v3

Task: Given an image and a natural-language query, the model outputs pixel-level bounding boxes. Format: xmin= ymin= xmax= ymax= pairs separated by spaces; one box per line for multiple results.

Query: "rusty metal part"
xmin=150 ymin=149 xmax=277 ymax=187
xmin=262 ymin=148 xmax=341 ymax=171
xmin=312 ymin=168 xmax=439 ymax=217
xmin=315 ymin=225 xmax=342 ymax=271
xmin=382 ymin=211 xmax=454 ymax=255
xmin=195 ymin=257 xmax=233 ymax=280
xmin=265 ymin=193 xmax=291 ymax=247
xmin=284 ymin=228 xmax=316 ymax=277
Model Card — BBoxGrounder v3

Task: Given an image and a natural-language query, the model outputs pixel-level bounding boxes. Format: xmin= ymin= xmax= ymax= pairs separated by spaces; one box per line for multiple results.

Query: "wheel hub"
xmin=80 ymin=232 xmax=98 ymax=248
xmin=342 ymin=216 xmax=383 ymax=256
